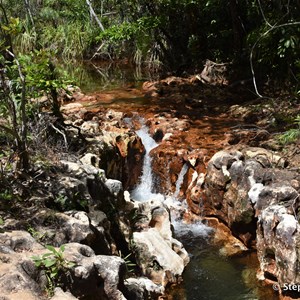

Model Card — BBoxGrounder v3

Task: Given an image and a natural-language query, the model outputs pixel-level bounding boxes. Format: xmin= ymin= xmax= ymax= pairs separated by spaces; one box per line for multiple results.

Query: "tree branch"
xmin=250 ymin=21 xmax=300 ymax=98
xmin=85 ymin=0 xmax=105 ymax=31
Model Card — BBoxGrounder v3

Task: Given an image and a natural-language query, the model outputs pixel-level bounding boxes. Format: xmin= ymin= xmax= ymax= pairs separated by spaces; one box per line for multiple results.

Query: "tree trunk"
xmin=229 ymin=0 xmax=244 ymax=54
xmin=7 ymin=50 xmax=30 ymax=170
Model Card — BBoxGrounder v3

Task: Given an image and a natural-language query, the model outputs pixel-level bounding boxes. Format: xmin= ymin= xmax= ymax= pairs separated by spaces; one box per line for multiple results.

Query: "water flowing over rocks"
xmin=61 ymin=86 xmax=300 ymax=297
xmin=61 ymin=105 xmax=145 ymax=191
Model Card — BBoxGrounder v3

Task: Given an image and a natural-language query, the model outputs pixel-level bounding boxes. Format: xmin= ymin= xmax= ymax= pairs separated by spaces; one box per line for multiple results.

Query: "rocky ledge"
xmin=0 ymin=104 xmax=189 ymax=299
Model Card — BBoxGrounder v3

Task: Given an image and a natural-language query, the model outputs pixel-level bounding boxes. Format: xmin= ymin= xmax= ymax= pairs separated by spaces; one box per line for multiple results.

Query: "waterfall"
xmin=130 ymin=125 xmax=164 ymax=202
xmin=129 ymin=123 xmax=212 ymax=239
xmin=173 ymin=163 xmax=189 ymax=199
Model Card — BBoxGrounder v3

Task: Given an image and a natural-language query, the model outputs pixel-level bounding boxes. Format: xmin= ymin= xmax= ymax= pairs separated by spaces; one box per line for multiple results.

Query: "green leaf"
xmin=284 ymin=40 xmax=291 ymax=48
xmin=67 ymin=262 xmax=76 ymax=268
xmin=44 ymin=259 xmax=56 ymax=267
xmin=34 ymin=261 xmax=42 ymax=267
xmin=31 ymin=255 xmax=41 ymax=261
xmin=50 ymin=270 xmax=58 ymax=278
xmin=46 ymin=245 xmax=58 ymax=255
xmin=1 ymin=25 xmax=10 ymax=31
xmin=42 ymin=253 xmax=53 ymax=258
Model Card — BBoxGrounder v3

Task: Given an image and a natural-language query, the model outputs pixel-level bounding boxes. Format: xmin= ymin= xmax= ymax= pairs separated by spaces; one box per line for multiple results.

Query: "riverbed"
xmin=67 ymin=61 xmax=278 ymax=300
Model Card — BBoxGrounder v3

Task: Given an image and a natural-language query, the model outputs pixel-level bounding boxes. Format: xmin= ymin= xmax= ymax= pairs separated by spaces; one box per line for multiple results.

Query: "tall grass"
xmin=38 ymin=22 xmax=96 ymax=61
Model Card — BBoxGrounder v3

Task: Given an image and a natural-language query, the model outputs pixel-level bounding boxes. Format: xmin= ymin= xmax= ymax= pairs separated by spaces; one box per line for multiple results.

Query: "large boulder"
xmin=123 ymin=198 xmax=190 ymax=287
xmin=256 ymin=204 xmax=300 ymax=298
xmin=28 ymin=209 xmax=114 ymax=255
xmin=0 ymin=231 xmax=47 ymax=299
xmin=186 ymin=147 xmax=296 ymax=247
xmin=85 ymin=130 xmax=144 ymax=190
xmin=124 ymin=277 xmax=164 ymax=300
xmin=63 ymin=243 xmax=127 ymax=300
xmin=0 ymin=233 xmax=129 ymax=300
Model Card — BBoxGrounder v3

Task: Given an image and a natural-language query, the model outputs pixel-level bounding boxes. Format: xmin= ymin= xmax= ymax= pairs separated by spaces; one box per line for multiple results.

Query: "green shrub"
xmin=278 ymin=115 xmax=300 ymax=144
xmin=31 ymin=245 xmax=75 ymax=296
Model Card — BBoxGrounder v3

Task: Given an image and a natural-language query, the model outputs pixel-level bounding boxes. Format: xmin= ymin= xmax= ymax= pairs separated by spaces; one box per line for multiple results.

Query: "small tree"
xmin=0 ymin=17 xmax=30 ymax=170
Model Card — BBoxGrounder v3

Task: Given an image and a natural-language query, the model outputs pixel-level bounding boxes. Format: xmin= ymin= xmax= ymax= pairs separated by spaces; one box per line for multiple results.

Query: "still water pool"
xmin=168 ymin=230 xmax=278 ymax=300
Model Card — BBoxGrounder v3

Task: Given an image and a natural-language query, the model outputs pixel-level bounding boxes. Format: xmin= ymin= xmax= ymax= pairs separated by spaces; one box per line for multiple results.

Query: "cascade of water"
xmin=130 ymin=125 xmax=164 ymax=202
xmin=130 ymin=123 xmax=211 ymax=240
xmin=173 ymin=163 xmax=189 ymax=199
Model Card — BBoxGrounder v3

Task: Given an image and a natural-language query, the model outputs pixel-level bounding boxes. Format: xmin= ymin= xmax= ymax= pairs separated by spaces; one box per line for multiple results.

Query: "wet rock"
xmin=88 ymin=131 xmax=144 ymax=190
xmin=206 ymin=218 xmax=248 ymax=256
xmin=186 ymin=147 xmax=297 ymax=247
xmin=133 ymin=228 xmax=185 ymax=286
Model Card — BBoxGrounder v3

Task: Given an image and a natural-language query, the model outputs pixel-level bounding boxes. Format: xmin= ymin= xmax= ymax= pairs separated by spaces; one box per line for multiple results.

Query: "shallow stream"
xmin=68 ymin=62 xmax=278 ymax=300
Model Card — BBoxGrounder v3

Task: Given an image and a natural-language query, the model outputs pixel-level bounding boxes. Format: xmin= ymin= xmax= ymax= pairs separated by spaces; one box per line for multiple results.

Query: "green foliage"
xmin=278 ymin=115 xmax=300 ymax=144
xmin=1 ymin=0 xmax=299 ymax=80
xmin=27 ymin=226 xmax=47 ymax=243
xmin=0 ymin=189 xmax=13 ymax=201
xmin=1 ymin=17 xmax=22 ymax=35
xmin=39 ymin=22 xmax=96 ymax=60
xmin=119 ymin=251 xmax=136 ymax=275
xmin=31 ymin=245 xmax=75 ymax=296
xmin=20 ymin=49 xmax=71 ymax=98
xmin=53 ymin=191 xmax=89 ymax=212
xmin=96 ymin=16 xmax=161 ymax=63
xmin=0 ymin=189 xmax=19 ymax=212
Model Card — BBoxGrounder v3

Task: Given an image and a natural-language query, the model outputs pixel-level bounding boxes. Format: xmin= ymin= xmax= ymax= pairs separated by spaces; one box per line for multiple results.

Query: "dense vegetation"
xmin=1 ymin=1 xmax=299 ymax=76
xmin=0 ymin=0 xmax=299 ymax=175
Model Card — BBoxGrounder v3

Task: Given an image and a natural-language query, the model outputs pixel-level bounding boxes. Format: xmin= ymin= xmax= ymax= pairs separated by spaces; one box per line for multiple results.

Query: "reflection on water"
xmin=167 ymin=230 xmax=278 ymax=300
xmin=61 ymin=60 xmax=158 ymax=93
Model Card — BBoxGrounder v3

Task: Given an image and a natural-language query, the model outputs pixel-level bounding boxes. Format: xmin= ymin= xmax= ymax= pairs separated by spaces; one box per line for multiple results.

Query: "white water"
xmin=173 ymin=163 xmax=189 ymax=199
xmin=130 ymin=124 xmax=212 ymax=238
xmin=130 ymin=125 xmax=164 ymax=202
